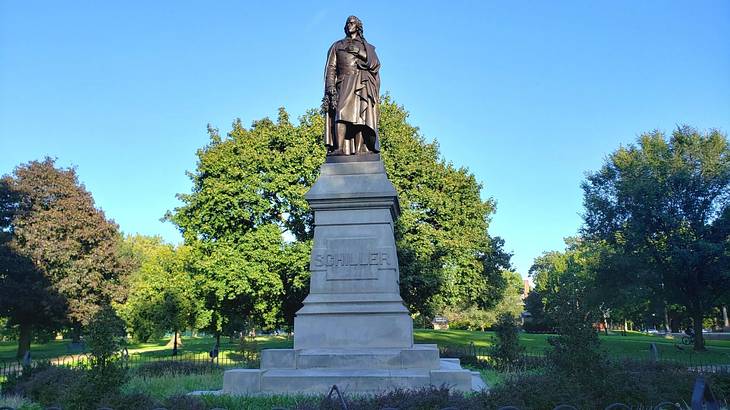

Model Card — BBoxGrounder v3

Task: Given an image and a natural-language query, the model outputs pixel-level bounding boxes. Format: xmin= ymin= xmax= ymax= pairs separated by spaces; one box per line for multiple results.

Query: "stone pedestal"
xmin=223 ymin=157 xmax=480 ymax=394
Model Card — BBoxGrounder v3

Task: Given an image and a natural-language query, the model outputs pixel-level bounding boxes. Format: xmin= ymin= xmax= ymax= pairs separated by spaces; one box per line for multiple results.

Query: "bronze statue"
xmin=322 ymin=16 xmax=380 ymax=155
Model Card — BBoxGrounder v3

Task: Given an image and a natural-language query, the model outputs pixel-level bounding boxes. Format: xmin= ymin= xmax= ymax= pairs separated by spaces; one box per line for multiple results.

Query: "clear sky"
xmin=2 ymin=1 xmax=729 ymax=277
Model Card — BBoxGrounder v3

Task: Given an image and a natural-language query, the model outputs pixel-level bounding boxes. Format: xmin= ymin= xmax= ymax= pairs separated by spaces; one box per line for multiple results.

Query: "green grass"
xmin=0 ymin=334 xmax=294 ymax=361
xmin=415 ymin=329 xmax=730 ymax=364
xmin=123 ymin=372 xmax=223 ymax=400
xmin=3 ymin=329 xmax=730 ymax=365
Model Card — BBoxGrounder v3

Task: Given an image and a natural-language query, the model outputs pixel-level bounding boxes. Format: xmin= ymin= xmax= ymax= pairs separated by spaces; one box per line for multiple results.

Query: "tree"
xmin=442 ymin=269 xmax=524 ymax=330
xmin=167 ymin=111 xmax=322 ymax=339
xmin=0 ymin=158 xmax=128 ymax=356
xmin=0 ymin=228 xmax=66 ymax=358
xmin=117 ymin=235 xmax=205 ymax=352
xmin=527 ymin=238 xmax=608 ymax=333
xmin=490 ymin=313 xmax=525 ymax=370
xmin=380 ymin=98 xmax=510 ymax=319
xmin=167 ymin=98 xmax=509 ymax=333
xmin=582 ymin=127 xmax=730 ymax=350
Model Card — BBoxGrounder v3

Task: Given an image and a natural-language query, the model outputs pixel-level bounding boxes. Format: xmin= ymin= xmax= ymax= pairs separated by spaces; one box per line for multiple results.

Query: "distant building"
xmin=432 ymin=315 xmax=449 ymax=330
xmin=522 ymin=279 xmax=531 ymax=300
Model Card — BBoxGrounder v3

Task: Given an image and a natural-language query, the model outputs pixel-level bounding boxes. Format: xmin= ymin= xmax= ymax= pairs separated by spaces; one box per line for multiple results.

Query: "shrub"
xmin=132 ymin=360 xmax=220 ymax=378
xmin=291 ymin=386 xmax=476 ymax=410
xmin=490 ymin=313 xmax=525 ymax=370
xmin=481 ymin=361 xmax=702 ymax=409
xmin=96 ymin=392 xmax=160 ymax=410
xmin=708 ymin=371 xmax=730 ymax=399
xmin=82 ymin=306 xmax=129 ymax=399
xmin=238 ymin=332 xmax=260 ymax=365
xmin=544 ymin=274 xmax=607 ymax=380
xmin=4 ymin=365 xmax=80 ymax=407
xmin=162 ymin=394 xmax=207 ymax=410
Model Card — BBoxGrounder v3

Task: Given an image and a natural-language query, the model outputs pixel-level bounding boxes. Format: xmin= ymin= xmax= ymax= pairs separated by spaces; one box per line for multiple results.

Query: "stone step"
xmin=261 ymin=368 xmax=432 ymax=393
xmin=261 ymin=345 xmax=441 ymax=370
xmin=223 ymin=359 xmax=475 ymax=395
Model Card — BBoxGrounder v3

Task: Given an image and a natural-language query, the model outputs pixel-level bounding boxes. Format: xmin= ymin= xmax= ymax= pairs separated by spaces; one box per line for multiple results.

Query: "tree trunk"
xmin=693 ymin=311 xmax=705 ymax=351
xmin=17 ymin=322 xmax=32 ymax=359
xmin=70 ymin=324 xmax=82 ymax=343
xmin=215 ymin=333 xmax=221 ymax=349
xmin=172 ymin=331 xmax=179 ymax=356
xmin=723 ymin=306 xmax=729 ymax=329
xmin=663 ymin=304 xmax=671 ymax=333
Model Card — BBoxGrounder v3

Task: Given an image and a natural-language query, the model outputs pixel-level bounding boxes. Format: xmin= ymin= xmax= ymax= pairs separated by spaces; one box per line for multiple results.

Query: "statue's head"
xmin=344 ymin=15 xmax=363 ymax=37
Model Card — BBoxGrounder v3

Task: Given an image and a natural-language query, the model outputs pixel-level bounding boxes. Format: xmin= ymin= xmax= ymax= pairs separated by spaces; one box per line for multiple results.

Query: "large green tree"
xmin=117 ymin=235 xmax=205 ymax=351
xmin=167 ymin=111 xmax=321 ymax=339
xmin=167 ymin=98 xmax=509 ymax=333
xmin=0 ymin=158 xmax=128 ymax=356
xmin=380 ymin=98 xmax=511 ymax=320
xmin=582 ymin=127 xmax=730 ymax=350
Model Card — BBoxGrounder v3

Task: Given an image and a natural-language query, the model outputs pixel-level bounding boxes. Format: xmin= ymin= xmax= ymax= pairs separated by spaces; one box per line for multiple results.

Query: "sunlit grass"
xmin=123 ymin=372 xmax=223 ymax=400
xmin=3 ymin=329 xmax=729 ymax=364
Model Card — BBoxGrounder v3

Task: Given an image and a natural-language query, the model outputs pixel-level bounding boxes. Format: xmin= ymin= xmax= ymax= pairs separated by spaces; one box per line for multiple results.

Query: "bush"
xmin=97 ymin=392 xmax=160 ymax=410
xmin=490 ymin=313 xmax=525 ymax=370
xmin=132 ymin=360 xmax=220 ymax=378
xmin=4 ymin=365 xmax=80 ymax=407
xmin=162 ymin=394 xmax=207 ymax=410
xmin=708 ymin=371 xmax=730 ymax=399
xmin=82 ymin=306 xmax=129 ymax=400
xmin=482 ymin=361 xmax=702 ymax=409
xmin=290 ymin=386 xmax=476 ymax=410
xmin=544 ymin=274 xmax=607 ymax=380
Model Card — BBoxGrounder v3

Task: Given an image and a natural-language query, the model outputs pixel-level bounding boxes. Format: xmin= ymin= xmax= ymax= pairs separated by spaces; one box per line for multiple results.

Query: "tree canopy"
xmin=117 ymin=235 xmax=205 ymax=344
xmin=582 ymin=126 xmax=730 ymax=349
xmin=0 ymin=158 xmax=128 ymax=356
xmin=167 ymin=97 xmax=510 ymax=333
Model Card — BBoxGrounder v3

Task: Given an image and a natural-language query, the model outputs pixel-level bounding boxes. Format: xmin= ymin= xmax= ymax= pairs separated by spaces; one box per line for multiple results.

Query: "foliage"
xmin=117 ymin=235 xmax=205 ymax=343
xmin=237 ymin=332 xmax=260 ymax=366
xmin=379 ymin=98 xmax=511 ymax=318
xmin=289 ymin=386 xmax=473 ymax=410
xmin=72 ymin=306 xmax=129 ymax=408
xmin=582 ymin=126 xmax=730 ymax=350
xmin=167 ymin=99 xmax=509 ymax=333
xmin=0 ymin=394 xmax=41 ymax=410
xmin=443 ymin=270 xmax=524 ymax=331
xmin=483 ymin=361 xmax=702 ymax=410
xmin=543 ymin=260 xmax=607 ymax=380
xmin=166 ymin=112 xmax=321 ymax=336
xmin=490 ymin=313 xmax=525 ymax=370
xmin=84 ymin=305 xmax=126 ymax=366
xmin=0 ymin=158 xmax=129 ymax=357
xmin=526 ymin=238 xmax=604 ymax=336
xmin=522 ymin=290 xmax=554 ymax=332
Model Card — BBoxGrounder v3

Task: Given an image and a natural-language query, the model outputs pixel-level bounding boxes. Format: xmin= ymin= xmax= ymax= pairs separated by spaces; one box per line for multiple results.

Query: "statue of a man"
xmin=323 ymin=16 xmax=380 ymax=156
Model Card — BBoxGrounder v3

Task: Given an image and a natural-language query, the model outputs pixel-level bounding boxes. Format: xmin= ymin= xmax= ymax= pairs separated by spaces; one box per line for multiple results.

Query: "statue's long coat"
xmin=324 ymin=38 xmax=380 ymax=152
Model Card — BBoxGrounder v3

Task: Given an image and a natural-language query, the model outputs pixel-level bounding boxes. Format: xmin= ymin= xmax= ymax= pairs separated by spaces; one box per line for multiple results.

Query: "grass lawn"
xmin=3 ymin=329 xmax=729 ymax=365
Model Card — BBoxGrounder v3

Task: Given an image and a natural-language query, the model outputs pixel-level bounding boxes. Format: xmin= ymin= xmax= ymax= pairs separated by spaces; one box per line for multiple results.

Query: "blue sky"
xmin=2 ymin=1 xmax=729 ymax=276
